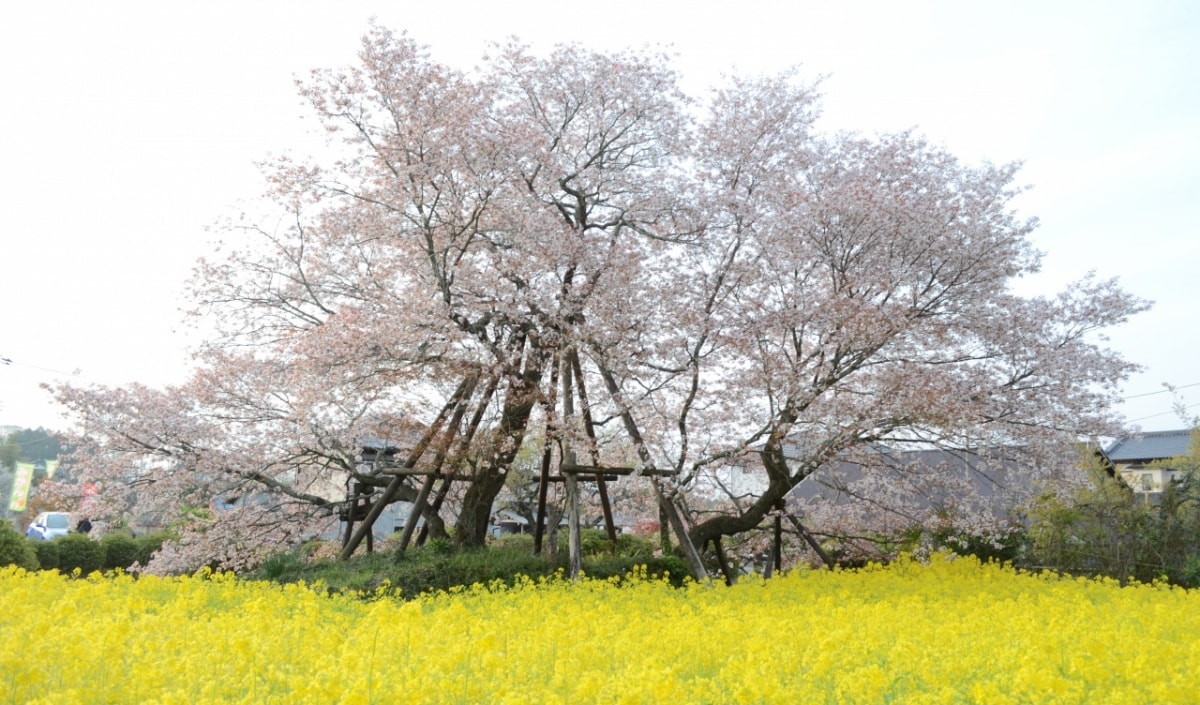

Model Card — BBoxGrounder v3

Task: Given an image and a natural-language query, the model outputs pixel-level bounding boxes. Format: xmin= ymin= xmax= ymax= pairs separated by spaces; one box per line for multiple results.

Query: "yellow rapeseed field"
xmin=2 ymin=556 xmax=1198 ymax=704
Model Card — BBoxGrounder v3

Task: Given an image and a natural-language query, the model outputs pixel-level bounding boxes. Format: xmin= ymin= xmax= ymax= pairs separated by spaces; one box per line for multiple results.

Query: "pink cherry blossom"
xmin=45 ymin=26 xmax=1147 ymax=575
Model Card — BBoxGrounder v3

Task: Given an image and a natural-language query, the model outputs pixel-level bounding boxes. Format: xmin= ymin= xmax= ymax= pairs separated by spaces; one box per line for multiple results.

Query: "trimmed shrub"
xmin=100 ymin=533 xmax=140 ymax=571
xmin=31 ymin=538 xmax=59 ymax=571
xmin=54 ymin=533 xmax=104 ymax=576
xmin=133 ymin=531 xmax=173 ymax=567
xmin=0 ymin=521 xmax=39 ymax=571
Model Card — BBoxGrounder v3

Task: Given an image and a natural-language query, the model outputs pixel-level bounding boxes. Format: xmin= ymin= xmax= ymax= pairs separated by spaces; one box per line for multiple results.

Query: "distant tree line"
xmin=2 ymin=428 xmax=68 ymax=525
xmin=2 ymin=427 xmax=64 ymax=468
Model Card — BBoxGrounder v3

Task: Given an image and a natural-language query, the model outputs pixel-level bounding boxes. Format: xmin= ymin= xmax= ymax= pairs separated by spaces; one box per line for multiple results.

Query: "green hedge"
xmin=11 ymin=529 xmax=174 ymax=574
xmin=133 ymin=531 xmax=172 ymax=567
xmin=0 ymin=522 xmax=39 ymax=571
xmin=55 ymin=533 xmax=105 ymax=575
xmin=100 ymin=533 xmax=140 ymax=571
xmin=251 ymin=535 xmax=692 ymax=597
xmin=31 ymin=538 xmax=59 ymax=570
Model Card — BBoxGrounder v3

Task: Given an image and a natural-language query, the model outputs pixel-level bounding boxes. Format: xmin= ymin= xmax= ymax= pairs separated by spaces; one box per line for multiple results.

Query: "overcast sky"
xmin=1 ymin=0 xmax=1197 ymax=434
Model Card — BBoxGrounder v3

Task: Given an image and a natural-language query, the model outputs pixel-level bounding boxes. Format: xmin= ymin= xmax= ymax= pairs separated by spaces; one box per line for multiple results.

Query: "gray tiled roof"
xmin=789 ymin=446 xmax=1025 ymax=508
xmin=362 ymin=436 xmax=401 ymax=452
xmin=1104 ymin=429 xmax=1194 ymax=462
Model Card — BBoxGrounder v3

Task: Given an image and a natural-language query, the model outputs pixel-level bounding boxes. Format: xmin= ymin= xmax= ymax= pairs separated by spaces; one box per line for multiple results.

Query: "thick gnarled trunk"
xmin=454 ymin=335 xmax=547 ymax=547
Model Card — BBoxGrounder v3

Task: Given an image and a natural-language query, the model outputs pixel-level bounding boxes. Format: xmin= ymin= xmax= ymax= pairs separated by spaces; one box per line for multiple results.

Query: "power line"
xmin=1127 ymin=402 xmax=1200 ymax=423
xmin=0 ymin=355 xmax=76 ymax=376
xmin=1123 ymin=383 xmax=1200 ymax=400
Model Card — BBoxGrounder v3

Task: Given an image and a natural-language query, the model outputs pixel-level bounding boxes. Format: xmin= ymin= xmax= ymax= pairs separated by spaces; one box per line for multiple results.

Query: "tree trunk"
xmin=689 ymin=482 xmax=792 ymax=552
xmin=456 ymin=469 xmax=509 ymax=547
xmin=453 ymin=333 xmax=546 ymax=547
xmin=686 ymin=438 xmax=804 ymax=554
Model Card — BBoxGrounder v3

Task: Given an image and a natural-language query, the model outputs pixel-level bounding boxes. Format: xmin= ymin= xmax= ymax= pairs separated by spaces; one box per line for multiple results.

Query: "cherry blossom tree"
xmin=48 ymin=25 xmax=1146 ymax=575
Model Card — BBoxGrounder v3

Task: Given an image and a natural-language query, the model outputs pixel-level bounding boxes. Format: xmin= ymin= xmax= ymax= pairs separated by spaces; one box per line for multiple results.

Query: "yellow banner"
xmin=8 ymin=462 xmax=35 ymax=512
xmin=45 ymin=459 xmax=59 ymax=479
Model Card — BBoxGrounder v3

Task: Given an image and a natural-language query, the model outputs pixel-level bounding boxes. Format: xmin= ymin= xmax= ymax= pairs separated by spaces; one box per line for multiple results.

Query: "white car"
xmin=25 ymin=512 xmax=72 ymax=541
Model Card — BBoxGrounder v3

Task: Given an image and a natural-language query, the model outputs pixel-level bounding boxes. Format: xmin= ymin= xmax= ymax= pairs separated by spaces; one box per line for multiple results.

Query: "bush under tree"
xmin=0 ymin=522 xmax=39 ymax=571
xmin=100 ymin=533 xmax=140 ymax=571
xmin=54 ymin=533 xmax=104 ymax=576
xmin=1028 ymin=435 xmax=1200 ymax=586
xmin=30 ymin=538 xmax=59 ymax=571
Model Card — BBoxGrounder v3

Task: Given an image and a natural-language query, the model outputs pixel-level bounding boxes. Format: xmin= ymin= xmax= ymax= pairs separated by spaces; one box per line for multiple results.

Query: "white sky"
xmin=1 ymin=0 xmax=1197 ymax=433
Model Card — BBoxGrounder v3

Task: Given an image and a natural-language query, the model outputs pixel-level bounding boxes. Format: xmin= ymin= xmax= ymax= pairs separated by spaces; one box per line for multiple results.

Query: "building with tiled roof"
xmin=1103 ymin=428 xmax=1196 ymax=496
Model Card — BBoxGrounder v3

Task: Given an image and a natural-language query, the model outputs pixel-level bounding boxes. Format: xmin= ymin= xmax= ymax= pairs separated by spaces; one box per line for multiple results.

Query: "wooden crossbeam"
xmin=560 ymin=464 xmax=676 ymax=476
xmin=544 ymin=474 xmax=621 ymax=483
xmin=376 ymin=468 xmax=474 ymax=479
xmin=377 ymin=466 xmax=670 ymax=480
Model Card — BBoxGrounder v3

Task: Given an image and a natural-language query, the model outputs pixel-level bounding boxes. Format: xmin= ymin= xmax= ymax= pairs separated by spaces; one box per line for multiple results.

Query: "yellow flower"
xmin=3 ymin=559 xmax=1200 ymax=704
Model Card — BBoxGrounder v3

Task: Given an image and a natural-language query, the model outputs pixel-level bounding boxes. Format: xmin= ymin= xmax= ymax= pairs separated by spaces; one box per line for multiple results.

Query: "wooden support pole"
xmin=596 ymin=480 xmax=616 ymax=544
xmin=570 ymin=351 xmax=616 ymax=543
xmin=340 ymin=478 xmax=355 ymax=551
xmin=658 ymin=503 xmax=671 ymax=555
xmin=339 ymin=468 xmax=405 ymax=561
xmin=533 ymin=441 xmax=554 ymax=555
xmin=785 ymin=513 xmax=835 ymax=570
xmin=712 ymin=536 xmax=736 ymax=586
xmin=337 ymin=375 xmax=474 ymax=561
xmin=396 ymin=474 xmax=436 ymax=556
xmin=377 ymin=468 xmax=475 ymax=478
xmin=593 ymin=361 xmax=707 ymax=581
xmin=397 ymin=374 xmax=480 ymax=556
xmin=562 ymin=352 xmax=582 ymax=579
xmin=653 ymin=479 xmax=705 ymax=578
xmin=341 ymin=513 xmax=353 ymax=551
xmin=773 ymin=512 xmax=783 ymax=574
xmin=533 ymin=356 xmax=559 ymax=556
xmin=415 ymin=477 xmax=451 ymax=547
xmin=417 ymin=372 xmax=499 ymax=548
